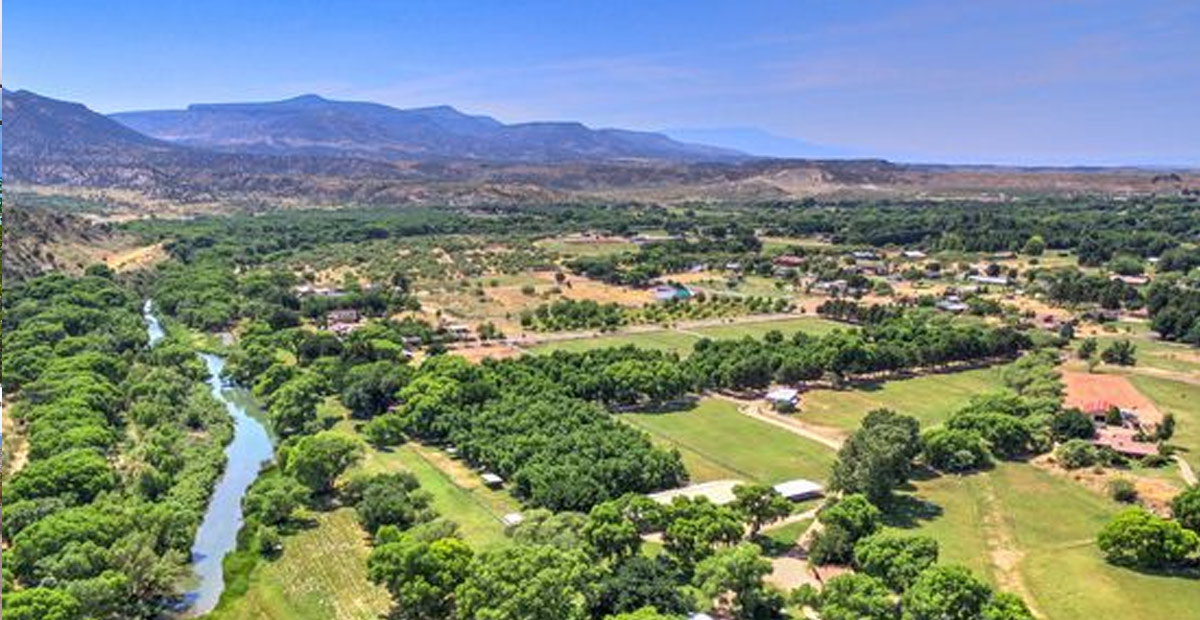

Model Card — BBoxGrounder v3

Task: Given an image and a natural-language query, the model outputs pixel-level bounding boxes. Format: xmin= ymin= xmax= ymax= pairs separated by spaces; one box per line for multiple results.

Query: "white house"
xmin=765 ymin=387 xmax=800 ymax=410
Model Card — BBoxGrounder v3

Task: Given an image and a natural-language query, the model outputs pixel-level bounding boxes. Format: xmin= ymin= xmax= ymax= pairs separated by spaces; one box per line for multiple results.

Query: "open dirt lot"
xmin=1062 ymin=370 xmax=1163 ymax=424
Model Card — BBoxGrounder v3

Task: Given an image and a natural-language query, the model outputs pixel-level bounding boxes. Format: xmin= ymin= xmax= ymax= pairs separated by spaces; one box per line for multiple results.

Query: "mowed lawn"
xmin=619 ymin=398 xmax=836 ymax=485
xmin=1129 ymin=374 xmax=1200 ymax=470
xmin=800 ymin=365 xmax=1007 ymax=433
xmin=207 ymin=509 xmax=390 ymax=620
xmin=897 ymin=463 xmax=1200 ymax=620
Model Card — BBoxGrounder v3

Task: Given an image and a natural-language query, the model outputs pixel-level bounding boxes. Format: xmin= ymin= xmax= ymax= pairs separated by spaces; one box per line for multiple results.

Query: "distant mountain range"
xmin=110 ymin=94 xmax=746 ymax=163
xmin=5 ymin=88 xmax=1196 ymax=209
xmin=664 ymin=127 xmax=854 ymax=159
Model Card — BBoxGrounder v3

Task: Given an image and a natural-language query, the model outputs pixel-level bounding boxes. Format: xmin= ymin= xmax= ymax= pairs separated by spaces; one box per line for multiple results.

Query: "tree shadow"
xmin=881 ymin=494 xmax=944 ymax=529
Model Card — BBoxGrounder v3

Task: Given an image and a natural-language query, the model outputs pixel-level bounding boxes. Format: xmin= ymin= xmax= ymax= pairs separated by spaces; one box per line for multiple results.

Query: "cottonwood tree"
xmin=692 ymin=543 xmax=783 ymax=620
xmin=1172 ymin=486 xmax=1200 ymax=534
xmin=368 ymin=536 xmax=473 ymax=620
xmin=853 ymin=532 xmax=939 ymax=591
xmin=1097 ymin=508 xmax=1200 ymax=569
xmin=730 ymin=484 xmax=793 ymax=537
xmin=454 ymin=545 xmax=598 ymax=620
xmin=815 ymin=573 xmax=896 ymax=620
xmin=285 ymin=432 xmax=363 ymax=494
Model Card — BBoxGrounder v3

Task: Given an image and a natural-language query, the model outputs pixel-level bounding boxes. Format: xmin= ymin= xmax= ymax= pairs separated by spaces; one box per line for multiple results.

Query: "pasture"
xmin=1129 ymin=374 xmax=1200 ymax=470
xmin=799 ymin=364 xmax=1008 ymax=433
xmin=528 ymin=315 xmax=846 ymax=357
xmin=897 ymin=463 xmax=1200 ymax=620
xmin=619 ymin=398 xmax=836 ymax=485
xmin=206 ymin=509 xmax=390 ymax=620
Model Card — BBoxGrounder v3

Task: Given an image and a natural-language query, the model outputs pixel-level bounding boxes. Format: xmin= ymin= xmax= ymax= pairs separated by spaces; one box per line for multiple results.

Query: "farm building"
xmin=1091 ymin=426 xmax=1158 ymax=458
xmin=481 ymin=473 xmax=504 ymax=488
xmin=968 ymin=275 xmax=1011 ymax=286
xmin=648 ymin=479 xmax=743 ymax=506
xmin=653 ymin=284 xmax=693 ymax=302
xmin=936 ymin=298 xmax=970 ymax=313
xmin=445 ymin=324 xmax=474 ymax=340
xmin=902 ymin=250 xmax=927 ymax=259
xmin=765 ymin=387 xmax=800 ymax=411
xmin=325 ymin=309 xmax=362 ymax=335
xmin=501 ymin=512 xmax=525 ymax=527
xmin=772 ymin=479 xmax=823 ymax=502
xmin=812 ymin=279 xmax=848 ymax=295
xmin=1110 ymin=274 xmax=1150 ymax=286
xmin=772 ymin=255 xmax=805 ymax=268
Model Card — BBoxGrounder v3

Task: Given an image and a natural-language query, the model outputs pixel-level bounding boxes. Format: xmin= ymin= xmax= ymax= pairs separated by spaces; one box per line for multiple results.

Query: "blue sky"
xmin=6 ymin=0 xmax=1199 ymax=165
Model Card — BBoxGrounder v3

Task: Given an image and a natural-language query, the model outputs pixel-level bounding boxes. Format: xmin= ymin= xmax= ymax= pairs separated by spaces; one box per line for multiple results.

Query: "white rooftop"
xmin=648 ymin=479 xmax=744 ymax=506
xmin=773 ymin=479 xmax=824 ymax=500
xmin=766 ymin=387 xmax=800 ymax=402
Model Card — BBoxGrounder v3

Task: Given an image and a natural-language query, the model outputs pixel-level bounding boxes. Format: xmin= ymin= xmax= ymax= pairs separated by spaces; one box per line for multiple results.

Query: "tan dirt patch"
xmin=1031 ymin=454 xmax=1180 ymax=515
xmin=448 ymin=343 xmax=524 ymax=364
xmin=104 ymin=242 xmax=167 ymax=272
xmin=767 ymin=555 xmax=822 ymax=591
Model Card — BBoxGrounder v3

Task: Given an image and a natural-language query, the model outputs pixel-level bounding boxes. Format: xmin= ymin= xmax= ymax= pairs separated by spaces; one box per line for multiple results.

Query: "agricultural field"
xmin=619 ymin=398 xmax=836 ymax=484
xmin=799 ymin=364 xmax=1009 ymax=434
xmin=207 ymin=508 xmax=390 ymax=620
xmin=533 ymin=236 xmax=636 ymax=257
xmin=898 ymin=463 xmax=1200 ymax=620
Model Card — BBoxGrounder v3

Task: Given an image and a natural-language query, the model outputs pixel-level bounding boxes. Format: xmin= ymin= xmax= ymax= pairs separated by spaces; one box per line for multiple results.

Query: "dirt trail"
xmin=1176 ymin=456 xmax=1198 ymax=487
xmin=710 ymin=392 xmax=845 ymax=451
xmin=1118 ymin=365 xmax=1200 ymax=388
xmin=979 ymin=478 xmax=1043 ymax=619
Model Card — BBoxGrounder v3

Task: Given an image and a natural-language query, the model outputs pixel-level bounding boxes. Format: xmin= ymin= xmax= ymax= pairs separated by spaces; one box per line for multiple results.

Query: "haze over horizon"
xmin=6 ymin=0 xmax=1200 ymax=167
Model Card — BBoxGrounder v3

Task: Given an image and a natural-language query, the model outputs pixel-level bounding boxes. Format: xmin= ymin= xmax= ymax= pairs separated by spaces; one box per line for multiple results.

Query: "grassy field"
xmin=897 ymin=463 xmax=1200 ymax=620
xmin=207 ymin=509 xmax=390 ymax=620
xmin=529 ymin=316 xmax=846 ymax=357
xmin=530 ymin=330 xmax=701 ymax=356
xmin=800 ymin=365 xmax=1008 ymax=433
xmin=689 ymin=316 xmax=844 ymax=340
xmin=619 ymin=398 xmax=836 ymax=485
xmin=357 ymin=442 xmax=516 ymax=550
xmin=1128 ymin=374 xmax=1200 ymax=470
xmin=1082 ymin=332 xmax=1200 ymax=375
xmin=534 ymin=237 xmax=636 ymax=257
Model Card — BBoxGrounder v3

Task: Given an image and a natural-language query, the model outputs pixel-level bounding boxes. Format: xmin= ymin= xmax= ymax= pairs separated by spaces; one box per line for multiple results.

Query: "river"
xmin=143 ymin=300 xmax=275 ymax=616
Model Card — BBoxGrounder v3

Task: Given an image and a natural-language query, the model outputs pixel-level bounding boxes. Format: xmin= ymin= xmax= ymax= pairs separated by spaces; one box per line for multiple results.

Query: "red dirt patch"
xmin=1062 ymin=371 xmax=1163 ymax=424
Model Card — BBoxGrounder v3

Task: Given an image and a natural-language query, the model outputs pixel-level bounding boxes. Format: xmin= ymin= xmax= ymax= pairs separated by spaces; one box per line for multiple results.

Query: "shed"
xmin=501 ymin=512 xmax=525 ymax=527
xmin=481 ymin=473 xmax=504 ymax=488
xmin=772 ymin=479 xmax=824 ymax=502
xmin=765 ymin=387 xmax=800 ymax=410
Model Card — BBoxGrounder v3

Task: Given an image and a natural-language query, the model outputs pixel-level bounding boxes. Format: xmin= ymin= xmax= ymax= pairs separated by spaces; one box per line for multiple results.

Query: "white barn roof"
xmin=766 ymin=387 xmax=800 ymax=402
xmin=772 ymin=479 xmax=824 ymax=500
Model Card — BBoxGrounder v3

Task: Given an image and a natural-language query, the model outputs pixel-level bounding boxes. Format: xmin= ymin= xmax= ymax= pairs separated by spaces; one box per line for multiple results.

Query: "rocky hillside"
xmin=1 ymin=206 xmax=137 ymax=282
